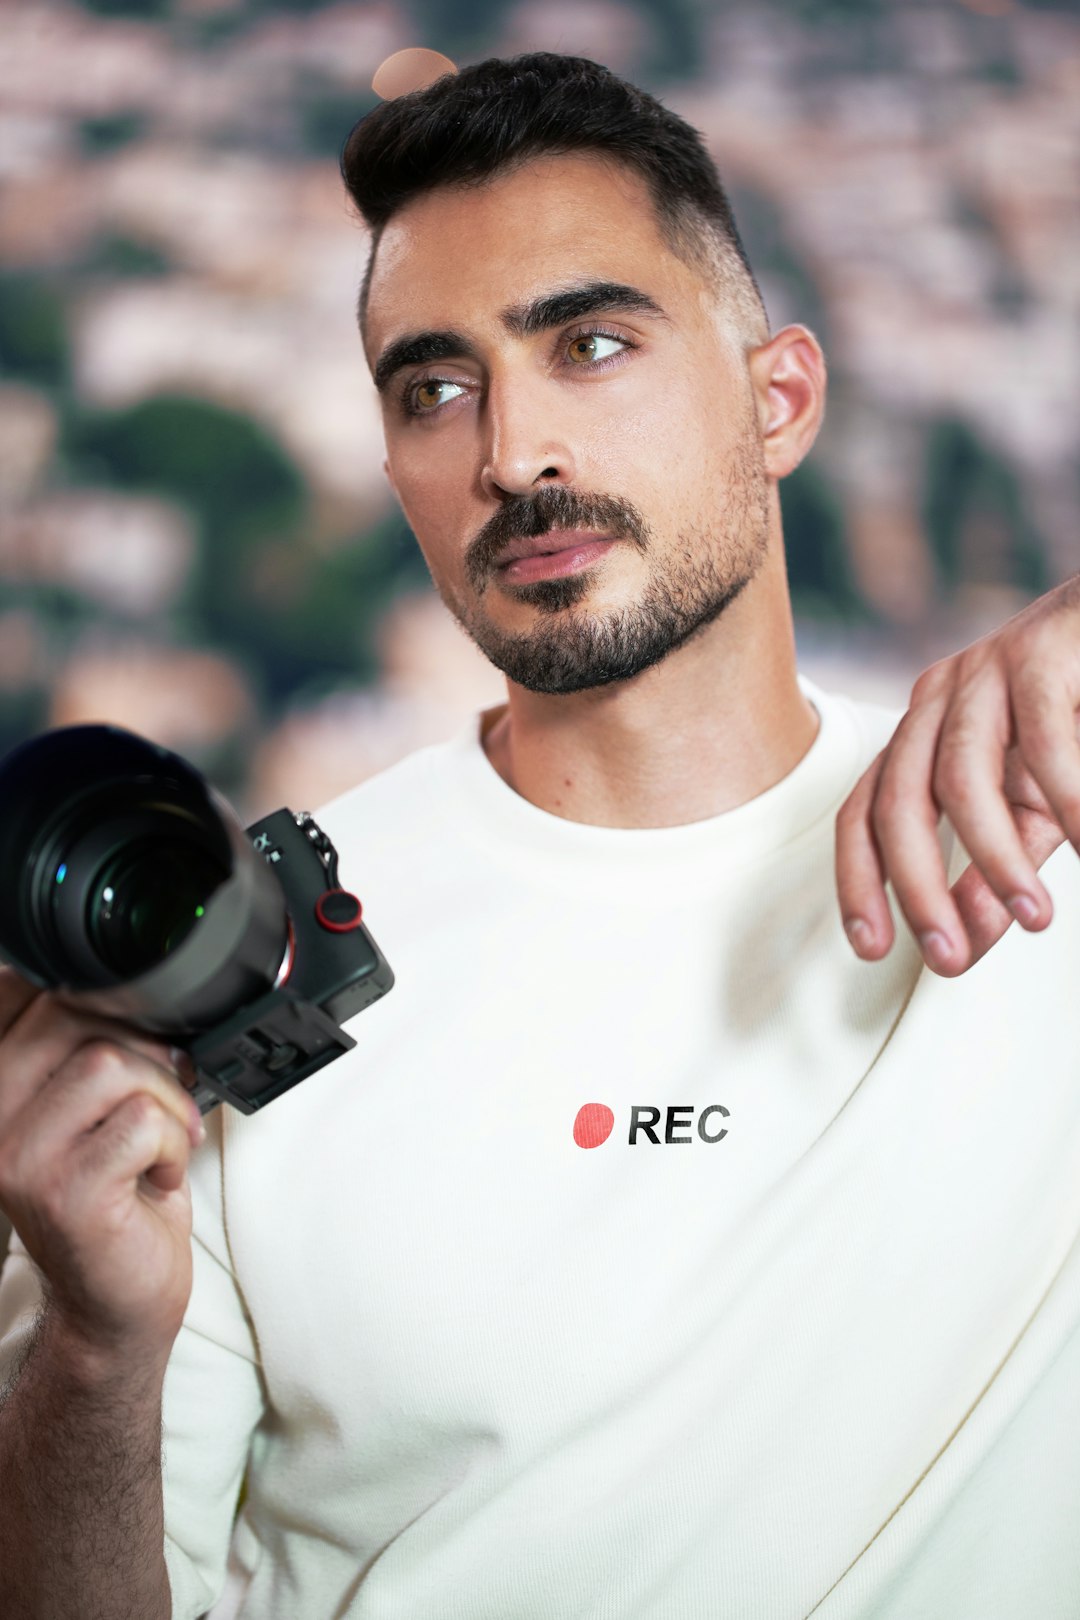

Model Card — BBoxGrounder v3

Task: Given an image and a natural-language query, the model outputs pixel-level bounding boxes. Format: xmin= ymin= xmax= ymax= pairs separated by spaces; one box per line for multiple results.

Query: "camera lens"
xmin=83 ymin=838 xmax=229 ymax=978
xmin=0 ymin=725 xmax=289 ymax=1037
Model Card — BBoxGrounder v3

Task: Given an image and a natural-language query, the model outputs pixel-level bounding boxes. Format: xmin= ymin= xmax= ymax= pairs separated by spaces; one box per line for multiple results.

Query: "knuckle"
xmin=113 ymin=1091 xmax=158 ymax=1134
xmin=1010 ymin=676 xmax=1051 ymax=725
xmin=909 ymin=660 xmax=952 ymax=706
xmin=1015 ymin=709 xmax=1059 ymax=762
xmin=71 ymin=1037 xmax=126 ymax=1086
xmin=82 ymin=1094 xmax=166 ymax=1174
xmin=1002 ymin=621 xmax=1042 ymax=665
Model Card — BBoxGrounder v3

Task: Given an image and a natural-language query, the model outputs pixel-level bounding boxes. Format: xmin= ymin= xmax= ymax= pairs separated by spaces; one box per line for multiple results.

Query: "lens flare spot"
xmin=55 ymin=863 xmax=66 ymax=884
xmin=573 ymin=1102 xmax=615 ymax=1149
xmin=194 ymin=905 xmax=205 ymax=918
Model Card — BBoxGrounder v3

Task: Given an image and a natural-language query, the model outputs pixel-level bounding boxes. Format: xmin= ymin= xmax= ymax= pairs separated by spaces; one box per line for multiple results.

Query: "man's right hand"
xmin=0 ymin=966 xmax=204 ymax=1369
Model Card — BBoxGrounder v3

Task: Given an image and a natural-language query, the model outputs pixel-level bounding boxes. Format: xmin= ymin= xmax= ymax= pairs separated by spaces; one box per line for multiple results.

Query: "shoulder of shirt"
xmin=311 ymin=723 xmax=473 ymax=835
xmin=800 ymin=677 xmax=904 ymax=776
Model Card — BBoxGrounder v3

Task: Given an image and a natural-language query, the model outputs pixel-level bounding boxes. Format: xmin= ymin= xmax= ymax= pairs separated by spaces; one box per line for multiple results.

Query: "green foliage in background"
xmin=67 ymin=394 xmax=304 ymax=673
xmin=301 ymin=88 xmax=379 ymax=157
xmin=0 ymin=276 xmax=70 ymax=388
xmin=923 ymin=419 xmax=1049 ymax=598
xmin=78 ymin=234 xmax=173 ymax=279
xmin=68 ymin=393 xmax=304 ymax=543
xmin=80 ymin=0 xmax=171 ymax=14
xmin=263 ymin=510 xmax=433 ymax=701
xmin=781 ymin=460 xmax=866 ymax=622
xmin=62 ymin=393 xmax=430 ymax=704
xmin=80 ymin=114 xmax=147 ymax=155
xmin=0 ymin=692 xmax=50 ymax=767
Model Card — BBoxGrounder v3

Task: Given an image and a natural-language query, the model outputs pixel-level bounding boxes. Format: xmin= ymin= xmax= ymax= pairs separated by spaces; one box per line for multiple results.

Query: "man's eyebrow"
xmin=373 ymin=330 xmax=476 ymax=395
xmin=372 ymin=282 xmax=666 ymax=395
xmin=501 ymin=280 xmax=667 ymax=337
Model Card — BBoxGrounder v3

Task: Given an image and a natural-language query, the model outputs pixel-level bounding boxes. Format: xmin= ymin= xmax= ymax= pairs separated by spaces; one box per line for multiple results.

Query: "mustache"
xmin=464 ymin=487 xmax=650 ymax=592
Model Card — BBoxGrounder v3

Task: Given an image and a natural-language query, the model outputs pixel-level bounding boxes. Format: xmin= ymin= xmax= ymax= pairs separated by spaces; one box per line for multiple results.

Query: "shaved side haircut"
xmin=341 ymin=52 xmax=769 ymax=346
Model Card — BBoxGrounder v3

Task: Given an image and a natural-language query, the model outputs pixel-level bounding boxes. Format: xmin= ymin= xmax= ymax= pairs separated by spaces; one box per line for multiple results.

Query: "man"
xmin=0 ymin=53 xmax=1078 ymax=1620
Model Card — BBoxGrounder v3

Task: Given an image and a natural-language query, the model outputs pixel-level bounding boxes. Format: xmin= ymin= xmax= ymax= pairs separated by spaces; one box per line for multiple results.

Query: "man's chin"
xmin=457 ymin=567 xmax=759 ymax=696
xmin=468 ymin=623 xmax=675 ymax=697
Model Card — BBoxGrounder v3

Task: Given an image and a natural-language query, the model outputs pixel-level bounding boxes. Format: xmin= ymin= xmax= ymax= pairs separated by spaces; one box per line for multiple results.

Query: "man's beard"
xmin=434 ymin=439 xmax=770 ymax=696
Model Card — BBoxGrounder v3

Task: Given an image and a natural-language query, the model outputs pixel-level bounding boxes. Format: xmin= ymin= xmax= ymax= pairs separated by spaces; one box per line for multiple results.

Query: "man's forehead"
xmin=363 ymin=153 xmax=680 ymax=345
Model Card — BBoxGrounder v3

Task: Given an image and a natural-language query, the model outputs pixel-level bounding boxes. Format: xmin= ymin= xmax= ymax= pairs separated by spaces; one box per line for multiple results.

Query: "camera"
xmin=0 ymin=725 xmax=393 ymax=1115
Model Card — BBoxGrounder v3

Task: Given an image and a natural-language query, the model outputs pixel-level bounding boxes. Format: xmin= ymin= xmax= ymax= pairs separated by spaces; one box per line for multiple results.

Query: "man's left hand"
xmin=835 ymin=573 xmax=1080 ymax=976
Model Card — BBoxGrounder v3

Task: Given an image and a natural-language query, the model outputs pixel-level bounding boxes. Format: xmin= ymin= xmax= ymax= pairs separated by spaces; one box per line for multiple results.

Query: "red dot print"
xmin=573 ymin=1103 xmax=614 ymax=1149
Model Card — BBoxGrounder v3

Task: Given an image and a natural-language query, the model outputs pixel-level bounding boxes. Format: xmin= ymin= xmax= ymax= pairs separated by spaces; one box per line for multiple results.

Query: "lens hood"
xmin=0 ymin=725 xmax=288 ymax=1037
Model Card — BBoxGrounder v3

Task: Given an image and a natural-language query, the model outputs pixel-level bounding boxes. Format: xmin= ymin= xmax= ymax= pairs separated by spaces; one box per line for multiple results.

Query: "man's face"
xmin=364 ymin=153 xmax=771 ymax=694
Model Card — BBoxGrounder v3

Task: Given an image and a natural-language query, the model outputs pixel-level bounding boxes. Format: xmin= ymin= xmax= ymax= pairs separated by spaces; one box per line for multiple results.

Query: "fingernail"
xmin=919 ymin=929 xmax=954 ymax=970
xmin=1007 ymin=893 xmax=1039 ymax=927
xmin=845 ymin=917 xmax=874 ymax=952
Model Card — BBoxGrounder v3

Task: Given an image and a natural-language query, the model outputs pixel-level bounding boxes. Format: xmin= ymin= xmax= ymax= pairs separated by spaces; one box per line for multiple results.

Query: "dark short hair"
xmin=341 ymin=52 xmax=767 ymax=338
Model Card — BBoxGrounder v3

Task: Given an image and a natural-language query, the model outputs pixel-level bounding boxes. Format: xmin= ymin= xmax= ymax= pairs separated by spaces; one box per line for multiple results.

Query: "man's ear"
xmin=748 ymin=324 xmax=826 ymax=480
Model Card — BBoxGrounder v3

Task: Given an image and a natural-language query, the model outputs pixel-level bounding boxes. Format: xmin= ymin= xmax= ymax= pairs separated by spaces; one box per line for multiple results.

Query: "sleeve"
xmin=0 ymin=1110 xmax=267 ymax=1620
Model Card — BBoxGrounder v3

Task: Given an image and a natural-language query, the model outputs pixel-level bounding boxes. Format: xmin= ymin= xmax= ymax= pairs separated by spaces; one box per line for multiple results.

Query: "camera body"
xmin=187 ymin=806 xmax=394 ymax=1116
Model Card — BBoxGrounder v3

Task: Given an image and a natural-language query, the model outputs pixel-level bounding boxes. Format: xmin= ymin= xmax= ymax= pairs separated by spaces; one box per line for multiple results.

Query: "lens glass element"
xmin=84 ymin=839 xmax=228 ymax=978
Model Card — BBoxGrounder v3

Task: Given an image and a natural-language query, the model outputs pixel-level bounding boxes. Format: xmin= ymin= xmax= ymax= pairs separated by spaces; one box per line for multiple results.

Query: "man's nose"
xmin=479 ymin=377 xmax=577 ymax=499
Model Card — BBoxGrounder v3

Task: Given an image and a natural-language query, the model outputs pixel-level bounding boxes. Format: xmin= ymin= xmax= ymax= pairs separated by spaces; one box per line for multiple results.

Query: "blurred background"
xmin=1 ymin=0 xmax=1078 ymax=817
xmin=0 ymin=1 xmax=1078 ymax=1259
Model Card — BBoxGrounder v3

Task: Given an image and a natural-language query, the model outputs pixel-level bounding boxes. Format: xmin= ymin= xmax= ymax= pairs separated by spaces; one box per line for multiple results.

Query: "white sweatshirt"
xmin=2 ymin=680 xmax=1078 ymax=1619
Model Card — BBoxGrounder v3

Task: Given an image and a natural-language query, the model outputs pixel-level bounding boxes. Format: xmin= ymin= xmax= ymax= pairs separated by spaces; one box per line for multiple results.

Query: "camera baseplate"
xmin=187 ymin=988 xmax=357 ymax=1115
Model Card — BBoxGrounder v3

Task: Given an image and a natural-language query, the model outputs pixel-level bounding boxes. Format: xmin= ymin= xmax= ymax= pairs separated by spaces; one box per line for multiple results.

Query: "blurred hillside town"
xmin=0 ymin=0 xmax=1077 ymax=814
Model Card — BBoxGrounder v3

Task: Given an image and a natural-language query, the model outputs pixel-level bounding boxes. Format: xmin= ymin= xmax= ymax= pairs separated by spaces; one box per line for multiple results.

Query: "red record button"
xmin=315 ymin=889 xmax=363 ymax=932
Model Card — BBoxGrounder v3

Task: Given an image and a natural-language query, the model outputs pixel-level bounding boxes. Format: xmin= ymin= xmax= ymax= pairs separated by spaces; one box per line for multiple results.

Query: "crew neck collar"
xmin=442 ymin=677 xmax=863 ymax=883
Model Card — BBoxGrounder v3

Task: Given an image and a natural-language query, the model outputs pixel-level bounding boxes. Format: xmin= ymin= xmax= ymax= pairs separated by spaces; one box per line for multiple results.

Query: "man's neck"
xmin=480 ymin=567 xmax=819 ymax=830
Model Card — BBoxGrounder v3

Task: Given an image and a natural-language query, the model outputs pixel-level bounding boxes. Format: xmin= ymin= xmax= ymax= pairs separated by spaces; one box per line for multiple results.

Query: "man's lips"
xmin=494 ymin=529 xmax=619 ymax=583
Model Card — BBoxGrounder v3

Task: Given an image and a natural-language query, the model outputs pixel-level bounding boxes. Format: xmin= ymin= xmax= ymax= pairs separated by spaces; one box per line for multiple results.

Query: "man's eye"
xmin=565 ymin=332 xmax=626 ymax=366
xmin=409 ymin=379 xmax=466 ymax=412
